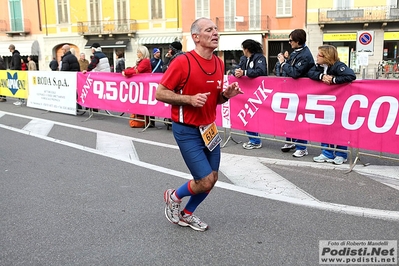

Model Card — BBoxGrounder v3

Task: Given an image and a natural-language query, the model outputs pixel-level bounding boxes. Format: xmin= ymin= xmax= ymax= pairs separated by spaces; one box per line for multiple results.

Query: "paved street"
xmin=1 ymin=101 xmax=398 ymax=265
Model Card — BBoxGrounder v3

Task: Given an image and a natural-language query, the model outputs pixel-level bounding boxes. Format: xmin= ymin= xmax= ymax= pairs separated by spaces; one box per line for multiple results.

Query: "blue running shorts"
xmin=172 ymin=122 xmax=221 ymax=180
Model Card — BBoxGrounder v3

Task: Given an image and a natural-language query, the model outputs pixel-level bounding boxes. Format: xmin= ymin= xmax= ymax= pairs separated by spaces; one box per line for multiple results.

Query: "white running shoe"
xmin=242 ymin=141 xmax=262 ymax=150
xmin=292 ymin=149 xmax=308 ymax=158
xmin=164 ymin=189 xmax=180 ymax=224
xmin=313 ymin=154 xmax=334 ymax=163
xmin=333 ymin=156 xmax=347 ymax=165
xmin=178 ymin=212 xmax=209 ymax=231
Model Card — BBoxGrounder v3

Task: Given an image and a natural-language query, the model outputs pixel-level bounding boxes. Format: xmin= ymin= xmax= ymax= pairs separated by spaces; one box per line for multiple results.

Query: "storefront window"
xmin=324 ymin=41 xmax=358 ymax=72
xmin=223 ymin=51 xmax=243 ymax=75
xmin=383 ymin=41 xmax=399 ymax=62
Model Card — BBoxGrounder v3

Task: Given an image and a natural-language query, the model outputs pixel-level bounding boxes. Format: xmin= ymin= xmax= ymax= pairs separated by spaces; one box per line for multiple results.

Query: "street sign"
xmin=356 ymin=31 xmax=374 ymax=55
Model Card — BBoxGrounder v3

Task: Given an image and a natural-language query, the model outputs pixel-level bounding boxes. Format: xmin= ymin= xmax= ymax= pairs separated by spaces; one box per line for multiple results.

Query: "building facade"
xmin=0 ymin=0 xmax=41 ymax=69
xmin=182 ymin=0 xmax=306 ymax=75
xmin=0 ymin=0 xmax=183 ymax=71
xmin=307 ymin=0 xmax=399 ymax=78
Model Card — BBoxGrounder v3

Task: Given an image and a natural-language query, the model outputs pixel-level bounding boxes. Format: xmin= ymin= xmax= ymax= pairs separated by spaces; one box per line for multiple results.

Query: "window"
xmin=334 ymin=0 xmax=352 ymax=9
xmin=224 ymin=0 xmax=235 ymax=30
xmin=196 ymin=0 xmax=210 ymax=18
xmin=276 ymin=0 xmax=292 ymax=17
xmin=151 ymin=0 xmax=163 ymax=20
xmin=57 ymin=0 xmax=69 ymax=24
xmin=9 ymin=0 xmax=23 ymax=31
xmin=90 ymin=0 xmax=100 ymax=23
xmin=116 ymin=0 xmax=127 ymax=23
xmin=249 ymin=0 xmax=261 ymax=29
xmin=388 ymin=0 xmax=398 ymax=7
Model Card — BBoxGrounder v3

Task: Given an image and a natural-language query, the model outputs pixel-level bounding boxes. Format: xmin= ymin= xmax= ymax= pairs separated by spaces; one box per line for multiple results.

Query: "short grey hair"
xmin=190 ymin=17 xmax=209 ymax=35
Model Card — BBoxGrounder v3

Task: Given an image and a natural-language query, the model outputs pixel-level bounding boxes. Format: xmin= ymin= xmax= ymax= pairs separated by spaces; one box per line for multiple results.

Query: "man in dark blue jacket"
xmin=277 ymin=29 xmax=315 ymax=157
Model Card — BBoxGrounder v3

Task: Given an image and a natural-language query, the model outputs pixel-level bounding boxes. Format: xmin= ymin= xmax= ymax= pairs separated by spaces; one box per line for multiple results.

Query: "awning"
xmin=84 ymin=39 xmax=130 ymax=49
xmin=137 ymin=36 xmax=178 ymax=45
xmin=219 ymin=34 xmax=263 ymax=51
xmin=0 ymin=40 xmax=40 ymax=56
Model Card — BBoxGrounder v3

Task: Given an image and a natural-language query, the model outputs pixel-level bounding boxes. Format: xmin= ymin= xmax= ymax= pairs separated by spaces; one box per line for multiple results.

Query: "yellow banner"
xmin=323 ymin=33 xmax=356 ymax=42
xmin=0 ymin=70 xmax=28 ymax=99
xmin=384 ymin=32 xmax=399 ymax=40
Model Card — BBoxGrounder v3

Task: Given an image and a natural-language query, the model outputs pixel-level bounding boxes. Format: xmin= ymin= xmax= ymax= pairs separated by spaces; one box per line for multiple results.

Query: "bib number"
xmin=200 ymin=122 xmax=222 ymax=151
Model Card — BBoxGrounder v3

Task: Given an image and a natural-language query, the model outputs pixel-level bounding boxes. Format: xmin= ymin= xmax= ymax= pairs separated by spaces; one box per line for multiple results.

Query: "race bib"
xmin=200 ymin=122 xmax=222 ymax=151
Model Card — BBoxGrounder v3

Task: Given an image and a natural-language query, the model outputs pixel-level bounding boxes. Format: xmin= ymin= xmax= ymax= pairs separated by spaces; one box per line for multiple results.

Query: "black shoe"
xmin=281 ymin=143 xmax=295 ymax=152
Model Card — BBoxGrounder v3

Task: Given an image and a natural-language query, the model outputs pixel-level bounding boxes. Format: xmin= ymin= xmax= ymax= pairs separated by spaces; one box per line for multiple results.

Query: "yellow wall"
xmin=102 ymin=1 xmax=114 ymax=19
xmin=308 ymin=0 xmax=385 ymax=8
xmin=130 ymin=1 xmax=149 ymax=20
xmin=307 ymin=0 xmax=390 ymax=24
xmin=39 ymin=0 xmax=181 ymax=36
xmin=353 ymin=0 xmax=383 ymax=6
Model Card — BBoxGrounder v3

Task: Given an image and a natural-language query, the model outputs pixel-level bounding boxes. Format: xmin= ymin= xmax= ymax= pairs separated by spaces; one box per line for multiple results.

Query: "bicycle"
xmin=76 ymin=103 xmax=88 ymax=116
xmin=392 ymin=63 xmax=399 ymax=79
xmin=375 ymin=61 xmax=385 ymax=79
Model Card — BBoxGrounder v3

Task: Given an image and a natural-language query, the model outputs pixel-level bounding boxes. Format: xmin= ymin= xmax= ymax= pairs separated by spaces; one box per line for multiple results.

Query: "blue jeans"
xmin=286 ymin=138 xmax=307 ymax=150
xmin=246 ymin=131 xmax=261 ymax=145
xmin=321 ymin=143 xmax=347 ymax=159
xmin=294 ymin=139 xmax=307 ymax=150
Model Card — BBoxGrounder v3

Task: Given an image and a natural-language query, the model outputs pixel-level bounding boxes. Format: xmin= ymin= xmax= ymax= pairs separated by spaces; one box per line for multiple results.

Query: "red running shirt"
xmin=160 ymin=51 xmax=224 ymax=127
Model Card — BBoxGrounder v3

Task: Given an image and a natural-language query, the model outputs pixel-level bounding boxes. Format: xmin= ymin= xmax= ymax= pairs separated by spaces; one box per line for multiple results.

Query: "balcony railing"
xmin=319 ymin=6 xmax=399 ymax=23
xmin=77 ymin=19 xmax=137 ymax=35
xmin=215 ymin=15 xmax=269 ymax=32
xmin=0 ymin=19 xmax=31 ymax=35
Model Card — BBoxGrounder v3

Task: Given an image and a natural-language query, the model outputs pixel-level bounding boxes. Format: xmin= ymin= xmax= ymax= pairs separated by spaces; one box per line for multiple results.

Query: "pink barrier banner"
xmin=77 ymin=72 xmax=224 ymax=123
xmin=77 ymin=72 xmax=399 ymax=154
xmin=227 ymin=76 xmax=399 ymax=154
xmin=77 ymin=72 xmax=170 ymax=116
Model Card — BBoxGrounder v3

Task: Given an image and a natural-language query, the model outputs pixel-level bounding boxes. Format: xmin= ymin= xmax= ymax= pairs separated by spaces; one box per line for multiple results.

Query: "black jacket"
xmin=308 ymin=61 xmax=356 ymax=84
xmin=10 ymin=50 xmax=22 ymax=70
xmin=61 ymin=51 xmax=80 ymax=71
xmin=235 ymin=53 xmax=267 ymax=78
xmin=0 ymin=56 xmax=6 ymax=70
xmin=281 ymin=46 xmax=314 ymax=78
xmin=49 ymin=59 xmax=59 ymax=71
xmin=162 ymin=51 xmax=184 ymax=73
xmin=115 ymin=58 xmax=125 ymax=73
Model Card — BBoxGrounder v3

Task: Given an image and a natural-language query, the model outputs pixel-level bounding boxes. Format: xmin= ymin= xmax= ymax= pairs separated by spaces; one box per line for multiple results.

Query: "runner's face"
xmin=196 ymin=19 xmax=219 ymax=49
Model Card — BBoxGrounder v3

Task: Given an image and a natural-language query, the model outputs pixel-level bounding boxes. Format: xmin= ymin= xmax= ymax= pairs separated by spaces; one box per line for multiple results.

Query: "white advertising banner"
xmin=27 ymin=71 xmax=77 ymax=115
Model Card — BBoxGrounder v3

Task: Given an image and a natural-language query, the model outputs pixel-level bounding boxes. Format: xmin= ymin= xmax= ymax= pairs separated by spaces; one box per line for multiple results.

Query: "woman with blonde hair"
xmin=122 ymin=46 xmax=153 ymax=127
xmin=308 ymin=44 xmax=356 ymax=165
xmin=122 ymin=46 xmax=152 ymax=77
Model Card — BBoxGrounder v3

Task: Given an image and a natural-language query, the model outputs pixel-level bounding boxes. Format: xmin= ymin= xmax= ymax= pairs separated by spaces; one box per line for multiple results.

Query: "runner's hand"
xmin=192 ymin=92 xmax=210 ymax=107
xmin=224 ymin=82 xmax=243 ymax=98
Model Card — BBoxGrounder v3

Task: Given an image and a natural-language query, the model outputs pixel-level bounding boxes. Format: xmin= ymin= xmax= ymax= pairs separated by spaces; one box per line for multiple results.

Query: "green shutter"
xmin=9 ymin=0 xmax=23 ymax=32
